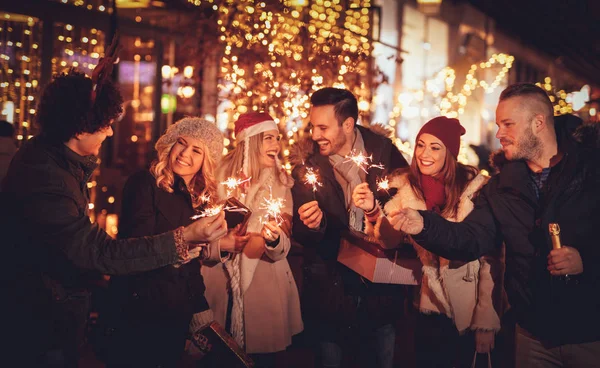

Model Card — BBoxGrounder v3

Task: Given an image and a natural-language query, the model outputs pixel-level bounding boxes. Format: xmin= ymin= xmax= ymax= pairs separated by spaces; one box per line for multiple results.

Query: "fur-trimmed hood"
xmin=489 ymin=114 xmax=597 ymax=173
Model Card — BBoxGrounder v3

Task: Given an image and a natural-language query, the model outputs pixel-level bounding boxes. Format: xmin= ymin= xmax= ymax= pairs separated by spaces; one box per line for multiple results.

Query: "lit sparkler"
xmin=191 ymin=203 xmax=224 ymax=220
xmin=190 ymin=203 xmax=249 ymax=220
xmin=199 ymin=193 xmax=211 ymax=204
xmin=303 ymin=167 xmax=323 ymax=194
xmin=377 ymin=176 xmax=390 ymax=194
xmin=259 ymin=187 xmax=286 ymax=226
xmin=344 ymin=149 xmax=385 ymax=174
xmin=221 ymin=176 xmax=252 ymax=198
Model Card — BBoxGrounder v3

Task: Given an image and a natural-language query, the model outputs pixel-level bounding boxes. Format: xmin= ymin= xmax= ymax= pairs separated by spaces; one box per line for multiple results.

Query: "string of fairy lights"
xmin=2 ymin=0 xmax=595 ymax=235
xmin=52 ymin=0 xmax=113 ymax=13
xmin=537 ymin=77 xmax=575 ymax=116
xmin=51 ymin=23 xmax=106 ymax=77
xmin=385 ymin=53 xmax=515 ymax=160
xmin=0 ymin=12 xmax=106 ymax=142
xmin=190 ymin=0 xmax=374 ymax=170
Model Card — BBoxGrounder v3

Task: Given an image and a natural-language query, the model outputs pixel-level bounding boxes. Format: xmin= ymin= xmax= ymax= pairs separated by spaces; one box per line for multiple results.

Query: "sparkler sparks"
xmin=377 ymin=176 xmax=390 ymax=193
xmin=199 ymin=193 xmax=211 ymax=204
xmin=303 ymin=167 xmax=323 ymax=193
xmin=259 ymin=187 xmax=286 ymax=226
xmin=190 ymin=203 xmax=249 ymax=220
xmin=344 ymin=150 xmax=385 ymax=174
xmin=191 ymin=204 xmax=224 ymax=220
xmin=221 ymin=176 xmax=252 ymax=197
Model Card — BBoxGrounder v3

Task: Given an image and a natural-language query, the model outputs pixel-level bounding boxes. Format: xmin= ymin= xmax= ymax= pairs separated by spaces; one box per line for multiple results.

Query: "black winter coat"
xmin=290 ymin=125 xmax=409 ymax=330
xmin=1 ymin=136 xmax=179 ymax=366
xmin=100 ymin=170 xmax=210 ymax=367
xmin=415 ymin=115 xmax=600 ymax=346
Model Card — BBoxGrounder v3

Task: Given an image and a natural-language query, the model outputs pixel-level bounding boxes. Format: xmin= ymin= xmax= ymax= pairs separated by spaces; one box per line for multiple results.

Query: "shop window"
xmin=52 ymin=22 xmax=106 ymax=77
xmin=112 ymin=34 xmax=157 ymax=174
xmin=0 ymin=12 xmax=42 ymax=142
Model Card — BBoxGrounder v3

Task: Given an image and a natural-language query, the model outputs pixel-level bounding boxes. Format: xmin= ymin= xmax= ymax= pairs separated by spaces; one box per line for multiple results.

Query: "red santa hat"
xmin=234 ymin=112 xmax=279 ymax=176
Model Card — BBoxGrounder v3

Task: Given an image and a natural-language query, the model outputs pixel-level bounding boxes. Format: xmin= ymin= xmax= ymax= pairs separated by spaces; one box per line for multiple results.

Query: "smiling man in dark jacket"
xmin=291 ymin=88 xmax=409 ymax=368
xmin=391 ymin=83 xmax=600 ymax=367
xmin=1 ymin=70 xmax=227 ymax=367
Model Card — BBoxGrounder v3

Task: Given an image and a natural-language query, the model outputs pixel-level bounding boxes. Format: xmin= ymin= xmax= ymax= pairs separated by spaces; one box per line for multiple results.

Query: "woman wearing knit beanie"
xmin=98 ymin=117 xmax=228 ymax=367
xmin=201 ymin=112 xmax=303 ymax=367
xmin=352 ymin=116 xmax=506 ymax=368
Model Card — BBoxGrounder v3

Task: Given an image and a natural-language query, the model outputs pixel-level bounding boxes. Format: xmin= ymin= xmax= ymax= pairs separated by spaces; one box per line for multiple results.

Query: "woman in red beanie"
xmin=352 ymin=116 xmax=506 ymax=367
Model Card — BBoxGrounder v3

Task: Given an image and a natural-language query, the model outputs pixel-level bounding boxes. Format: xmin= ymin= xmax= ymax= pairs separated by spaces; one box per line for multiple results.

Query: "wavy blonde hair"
xmin=217 ymin=132 xmax=285 ymax=200
xmin=150 ymin=136 xmax=218 ymax=208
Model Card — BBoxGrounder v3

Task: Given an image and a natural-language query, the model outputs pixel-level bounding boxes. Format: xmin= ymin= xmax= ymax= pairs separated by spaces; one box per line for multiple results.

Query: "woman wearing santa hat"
xmin=201 ymin=112 xmax=303 ymax=366
xmin=353 ymin=116 xmax=506 ymax=368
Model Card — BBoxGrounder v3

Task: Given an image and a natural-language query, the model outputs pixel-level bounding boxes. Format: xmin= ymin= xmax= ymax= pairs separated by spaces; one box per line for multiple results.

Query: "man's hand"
xmin=298 ymin=201 xmax=323 ymax=230
xmin=352 ymin=183 xmax=375 ymax=212
xmin=547 ymin=246 xmax=583 ymax=276
xmin=475 ymin=330 xmax=495 ymax=354
xmin=387 ymin=208 xmax=424 ymax=235
xmin=184 ymin=211 xmax=227 ymax=243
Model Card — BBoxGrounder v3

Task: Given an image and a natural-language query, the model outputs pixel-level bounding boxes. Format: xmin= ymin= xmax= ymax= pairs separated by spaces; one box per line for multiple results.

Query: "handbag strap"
xmin=471 ymin=352 xmax=493 ymax=368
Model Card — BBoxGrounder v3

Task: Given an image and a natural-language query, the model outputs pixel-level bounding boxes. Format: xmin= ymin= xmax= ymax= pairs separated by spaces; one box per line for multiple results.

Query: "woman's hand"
xmin=352 ymin=183 xmax=375 ymax=211
xmin=261 ymin=220 xmax=281 ymax=243
xmin=219 ymin=225 xmax=250 ymax=253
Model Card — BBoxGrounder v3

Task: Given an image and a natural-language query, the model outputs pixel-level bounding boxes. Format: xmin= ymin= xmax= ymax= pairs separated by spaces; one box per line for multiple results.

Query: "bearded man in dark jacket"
xmin=290 ymin=87 xmax=409 ymax=368
xmin=1 ymin=70 xmax=227 ymax=367
xmin=391 ymin=83 xmax=600 ymax=367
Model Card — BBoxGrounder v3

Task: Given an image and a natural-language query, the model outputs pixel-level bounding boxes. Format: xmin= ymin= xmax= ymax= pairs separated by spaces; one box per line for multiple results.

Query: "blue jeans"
xmin=320 ymin=323 xmax=396 ymax=368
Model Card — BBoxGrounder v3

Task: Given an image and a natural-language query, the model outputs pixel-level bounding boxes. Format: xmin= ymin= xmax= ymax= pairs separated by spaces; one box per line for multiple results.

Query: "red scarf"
xmin=420 ymin=174 xmax=446 ymax=214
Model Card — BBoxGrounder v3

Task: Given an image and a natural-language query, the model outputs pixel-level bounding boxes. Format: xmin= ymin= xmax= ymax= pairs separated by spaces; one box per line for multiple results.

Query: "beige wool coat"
xmin=366 ymin=173 xmax=506 ymax=333
xmin=201 ymin=168 xmax=303 ymax=353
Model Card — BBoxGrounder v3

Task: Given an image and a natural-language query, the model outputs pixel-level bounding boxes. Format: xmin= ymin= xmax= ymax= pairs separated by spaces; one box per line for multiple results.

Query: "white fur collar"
xmin=384 ymin=172 xmax=489 ymax=222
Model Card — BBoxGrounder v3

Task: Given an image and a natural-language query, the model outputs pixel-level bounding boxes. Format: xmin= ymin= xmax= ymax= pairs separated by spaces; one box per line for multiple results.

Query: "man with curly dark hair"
xmin=35 ymin=69 xmax=124 ymax=151
xmin=1 ymin=69 xmax=228 ymax=367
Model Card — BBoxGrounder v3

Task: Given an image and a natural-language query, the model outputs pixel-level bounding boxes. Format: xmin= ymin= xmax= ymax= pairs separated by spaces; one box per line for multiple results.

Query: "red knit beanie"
xmin=416 ymin=116 xmax=466 ymax=158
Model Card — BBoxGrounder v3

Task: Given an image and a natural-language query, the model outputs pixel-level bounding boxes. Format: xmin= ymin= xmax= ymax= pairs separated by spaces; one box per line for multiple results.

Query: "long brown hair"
xmin=399 ymin=149 xmax=477 ymax=218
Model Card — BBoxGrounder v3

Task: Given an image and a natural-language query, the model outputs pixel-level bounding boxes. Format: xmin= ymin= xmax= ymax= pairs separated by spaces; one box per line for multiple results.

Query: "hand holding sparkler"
xmin=184 ymin=211 xmax=227 ymax=243
xmin=298 ymin=200 xmax=323 ymax=230
xmin=261 ymin=220 xmax=281 ymax=243
xmin=352 ymin=183 xmax=376 ymax=212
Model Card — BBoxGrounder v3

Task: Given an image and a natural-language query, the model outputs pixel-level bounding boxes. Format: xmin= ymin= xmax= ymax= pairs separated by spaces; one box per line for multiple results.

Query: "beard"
xmin=510 ymin=126 xmax=543 ymax=161
xmin=317 ymin=128 xmax=347 ymax=156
